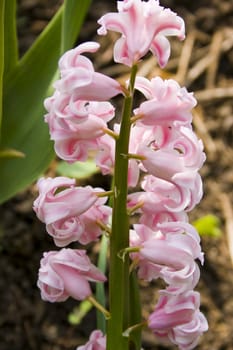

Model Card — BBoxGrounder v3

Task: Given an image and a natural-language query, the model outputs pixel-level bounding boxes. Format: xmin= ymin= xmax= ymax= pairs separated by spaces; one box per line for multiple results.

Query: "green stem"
xmin=88 ymin=295 xmax=110 ymax=320
xmin=107 ymin=65 xmax=137 ymax=350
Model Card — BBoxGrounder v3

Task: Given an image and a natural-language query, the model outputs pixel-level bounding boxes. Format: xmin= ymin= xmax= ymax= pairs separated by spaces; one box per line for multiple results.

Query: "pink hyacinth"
xmin=45 ymin=109 xmax=112 ymax=163
xmin=130 ymin=224 xmax=202 ymax=291
xmin=76 ymin=200 xmax=112 ymax=245
xmin=135 ymin=124 xmax=205 ymax=176
xmin=33 ymin=177 xmax=97 ymax=223
xmin=127 ymin=180 xmax=191 ymax=216
xmin=127 ymin=118 xmax=205 ymax=207
xmin=134 ymin=77 xmax=196 ymax=126
xmin=38 ymin=248 xmax=106 ymax=302
xmin=133 ymin=130 xmax=205 ymax=206
xmin=45 ymin=91 xmax=115 ymax=127
xmin=148 ymin=289 xmax=208 ymax=350
xmin=44 ymin=90 xmax=116 ymax=163
xmin=76 ymin=330 xmax=106 ymax=350
xmin=54 ymin=41 xmax=122 ymax=101
xmin=143 ymin=173 xmax=203 ymax=213
xmin=95 ymin=133 xmax=115 ymax=175
xmin=33 ymin=177 xmax=110 ymax=246
xmin=97 ymin=0 xmax=185 ymax=67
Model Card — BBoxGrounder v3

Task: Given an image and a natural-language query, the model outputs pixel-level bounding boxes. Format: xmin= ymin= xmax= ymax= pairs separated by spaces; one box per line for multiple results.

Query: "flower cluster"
xmin=34 ymin=1 xmax=208 ymax=350
xmin=34 ymin=177 xmax=109 ymax=302
xmin=125 ymin=74 xmax=208 ymax=347
xmin=44 ymin=42 xmax=122 ymax=163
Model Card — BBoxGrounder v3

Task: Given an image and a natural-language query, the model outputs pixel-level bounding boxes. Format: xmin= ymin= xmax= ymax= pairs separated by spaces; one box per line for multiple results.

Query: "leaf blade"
xmin=0 ymin=2 xmax=91 ymax=203
xmin=56 ymin=160 xmax=98 ymax=179
xmin=3 ymin=0 xmax=18 ymax=78
xmin=0 ymin=0 xmax=5 ymax=135
xmin=62 ymin=0 xmax=92 ymax=53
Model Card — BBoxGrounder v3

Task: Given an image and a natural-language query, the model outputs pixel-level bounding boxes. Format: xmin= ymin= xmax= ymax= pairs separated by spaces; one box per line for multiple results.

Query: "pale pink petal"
xmin=58 ymin=42 xmax=100 ymax=72
xmin=150 ymin=35 xmax=170 ymax=68
xmin=37 ymin=249 xmax=106 ymax=302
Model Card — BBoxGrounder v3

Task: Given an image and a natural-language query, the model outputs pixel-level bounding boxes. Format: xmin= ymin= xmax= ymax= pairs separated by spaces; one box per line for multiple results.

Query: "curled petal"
xmin=150 ymin=34 xmax=171 ymax=68
xmin=55 ymin=138 xmax=97 ymax=163
xmin=58 ymin=42 xmax=100 ymax=73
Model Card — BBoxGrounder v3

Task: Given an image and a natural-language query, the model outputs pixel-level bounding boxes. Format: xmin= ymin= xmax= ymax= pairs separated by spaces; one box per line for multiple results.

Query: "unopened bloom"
xmin=148 ymin=289 xmax=208 ymax=350
xmin=38 ymin=248 xmax=106 ymax=302
xmin=98 ymin=0 xmax=185 ymax=67
xmin=76 ymin=330 xmax=106 ymax=350
xmin=33 ymin=177 xmax=110 ymax=246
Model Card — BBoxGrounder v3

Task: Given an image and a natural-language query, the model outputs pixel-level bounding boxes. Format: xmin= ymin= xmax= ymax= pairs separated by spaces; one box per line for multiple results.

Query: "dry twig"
xmin=195 ymin=86 xmax=233 ymax=102
xmin=192 ymin=107 xmax=217 ymax=157
xmin=175 ymin=31 xmax=196 ymax=85
xmin=206 ymin=31 xmax=223 ymax=88
xmin=219 ymin=193 xmax=233 ymax=266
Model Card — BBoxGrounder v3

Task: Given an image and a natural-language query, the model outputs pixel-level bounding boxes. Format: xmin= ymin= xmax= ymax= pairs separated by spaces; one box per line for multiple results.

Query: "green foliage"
xmin=96 ymin=235 xmax=109 ymax=333
xmin=56 ymin=159 xmax=99 ymax=180
xmin=0 ymin=0 xmax=5 ymax=131
xmin=0 ymin=0 xmax=92 ymax=204
xmin=193 ymin=214 xmax=222 ymax=237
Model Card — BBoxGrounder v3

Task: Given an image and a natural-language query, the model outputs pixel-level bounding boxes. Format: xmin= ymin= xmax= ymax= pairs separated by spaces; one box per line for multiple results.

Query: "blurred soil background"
xmin=0 ymin=0 xmax=233 ymax=349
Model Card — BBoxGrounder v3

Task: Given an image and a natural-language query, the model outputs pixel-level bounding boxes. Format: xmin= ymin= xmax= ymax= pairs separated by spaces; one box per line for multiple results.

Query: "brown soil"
xmin=1 ymin=0 xmax=233 ymax=349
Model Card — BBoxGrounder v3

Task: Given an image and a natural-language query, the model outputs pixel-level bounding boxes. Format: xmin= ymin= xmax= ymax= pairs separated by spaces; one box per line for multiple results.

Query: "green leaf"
xmin=128 ymin=271 xmax=142 ymax=350
xmin=3 ymin=0 xmax=18 ymax=78
xmin=56 ymin=159 xmax=99 ymax=179
xmin=0 ymin=2 xmax=91 ymax=204
xmin=62 ymin=0 xmax=92 ymax=53
xmin=193 ymin=214 xmax=222 ymax=237
xmin=96 ymin=234 xmax=109 ymax=333
xmin=0 ymin=7 xmax=63 ymax=204
xmin=0 ymin=0 xmax=5 ymax=134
